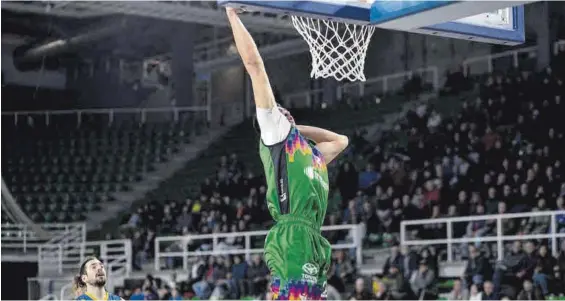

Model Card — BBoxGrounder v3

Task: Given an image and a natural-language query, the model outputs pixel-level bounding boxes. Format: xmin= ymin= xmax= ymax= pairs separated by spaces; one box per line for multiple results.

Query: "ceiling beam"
xmin=1 ymin=1 xmax=111 ymax=18
xmin=14 ymin=18 xmax=131 ymax=63
xmin=60 ymin=1 xmax=297 ymax=35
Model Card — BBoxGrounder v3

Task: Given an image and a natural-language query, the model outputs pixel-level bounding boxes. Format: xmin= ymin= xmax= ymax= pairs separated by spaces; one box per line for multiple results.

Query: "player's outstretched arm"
xmin=226 ymin=7 xmax=276 ymax=110
xmin=296 ymin=125 xmax=348 ymax=164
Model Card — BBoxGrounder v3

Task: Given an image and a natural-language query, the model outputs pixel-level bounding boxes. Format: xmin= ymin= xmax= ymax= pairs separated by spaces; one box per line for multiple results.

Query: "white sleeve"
xmin=256 ymin=107 xmax=291 ymax=145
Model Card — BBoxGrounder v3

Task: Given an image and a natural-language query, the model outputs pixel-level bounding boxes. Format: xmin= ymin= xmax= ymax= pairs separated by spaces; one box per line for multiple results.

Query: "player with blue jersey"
xmin=74 ymin=256 xmax=122 ymax=300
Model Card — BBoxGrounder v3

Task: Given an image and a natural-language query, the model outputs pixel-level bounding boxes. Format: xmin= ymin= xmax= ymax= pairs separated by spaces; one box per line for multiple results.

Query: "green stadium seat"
xmin=3 ymin=113 xmax=194 ymax=223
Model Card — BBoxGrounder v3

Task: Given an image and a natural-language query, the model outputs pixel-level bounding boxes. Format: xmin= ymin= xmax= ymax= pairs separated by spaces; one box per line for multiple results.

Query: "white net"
xmin=291 ymin=15 xmax=376 ymax=82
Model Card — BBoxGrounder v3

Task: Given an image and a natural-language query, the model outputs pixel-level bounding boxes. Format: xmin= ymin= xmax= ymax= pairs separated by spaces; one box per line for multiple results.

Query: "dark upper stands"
xmin=2 ymin=107 xmax=196 ymax=223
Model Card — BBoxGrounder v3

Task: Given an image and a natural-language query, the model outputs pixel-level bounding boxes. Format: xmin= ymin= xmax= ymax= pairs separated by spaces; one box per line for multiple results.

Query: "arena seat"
xmin=2 ymin=113 xmax=196 ymax=223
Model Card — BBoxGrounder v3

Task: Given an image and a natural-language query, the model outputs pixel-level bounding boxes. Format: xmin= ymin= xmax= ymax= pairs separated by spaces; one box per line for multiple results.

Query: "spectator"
xmin=516 ymin=279 xmax=544 ymax=300
xmin=426 ymin=109 xmax=442 ymax=132
xmin=533 ymin=244 xmax=555 ymax=296
xmin=409 ymin=260 xmax=437 ymax=300
xmin=382 ymin=265 xmax=409 ymax=300
xmin=522 ymin=241 xmax=539 ymax=280
xmin=469 ymin=284 xmax=481 ymax=301
xmin=129 ymin=288 xmax=144 ymax=300
xmin=328 ymin=250 xmax=354 ymax=293
xmin=464 ymin=245 xmax=492 ymax=286
xmin=175 ymin=206 xmax=193 ymax=233
xmin=359 ymin=163 xmax=380 ymax=190
xmin=461 ymin=205 xmax=489 ymax=258
xmin=481 ymin=281 xmax=498 ymax=300
xmin=126 ymin=208 xmax=143 ymax=229
xmin=493 ymin=241 xmax=527 ymax=294
xmin=169 ymin=288 xmax=182 ymax=301
xmin=349 ymin=278 xmax=372 ymax=300
xmin=373 ymin=281 xmax=392 ymax=300
xmin=231 ymin=256 xmax=248 ymax=297
xmin=400 ymin=245 xmax=419 ymax=280
xmin=448 ymin=279 xmax=469 ymax=300
xmin=383 ymin=243 xmax=404 ymax=277
xmin=246 ymin=255 xmax=269 ymax=297
xmin=336 ymin=162 xmax=359 ymax=202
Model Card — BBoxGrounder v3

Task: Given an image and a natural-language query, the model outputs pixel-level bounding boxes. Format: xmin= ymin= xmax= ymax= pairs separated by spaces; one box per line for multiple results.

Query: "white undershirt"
xmin=256 ymin=107 xmax=291 ymax=146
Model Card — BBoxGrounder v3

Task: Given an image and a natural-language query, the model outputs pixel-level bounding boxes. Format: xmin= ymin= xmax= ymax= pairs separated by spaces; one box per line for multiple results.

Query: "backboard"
xmin=219 ymin=0 xmax=528 ymax=45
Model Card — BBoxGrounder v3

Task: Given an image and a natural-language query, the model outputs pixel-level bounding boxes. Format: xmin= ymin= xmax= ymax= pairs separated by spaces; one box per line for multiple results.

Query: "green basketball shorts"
xmin=264 ymin=215 xmax=331 ymax=300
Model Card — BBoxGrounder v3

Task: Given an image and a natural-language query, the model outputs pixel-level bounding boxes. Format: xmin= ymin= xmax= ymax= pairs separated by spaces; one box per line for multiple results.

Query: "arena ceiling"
xmin=2 ymin=1 xmax=299 ymax=66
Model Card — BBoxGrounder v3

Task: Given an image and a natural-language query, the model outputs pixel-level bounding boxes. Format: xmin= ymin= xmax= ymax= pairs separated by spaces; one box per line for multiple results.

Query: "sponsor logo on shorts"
xmin=301 ymin=263 xmax=319 ymax=284
xmin=302 ymin=263 xmax=319 ymax=275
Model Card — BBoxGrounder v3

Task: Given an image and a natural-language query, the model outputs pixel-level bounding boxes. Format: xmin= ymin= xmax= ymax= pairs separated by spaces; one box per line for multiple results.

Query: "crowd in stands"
xmin=86 ymin=42 xmax=563 ymax=300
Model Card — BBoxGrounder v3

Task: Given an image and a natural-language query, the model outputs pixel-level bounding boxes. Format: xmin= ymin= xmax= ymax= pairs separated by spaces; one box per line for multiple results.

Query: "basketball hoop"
xmin=291 ymin=15 xmax=375 ymax=82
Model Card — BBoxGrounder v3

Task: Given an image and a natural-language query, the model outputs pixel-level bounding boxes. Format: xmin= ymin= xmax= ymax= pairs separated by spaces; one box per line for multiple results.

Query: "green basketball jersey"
xmin=259 ymin=126 xmax=329 ymax=228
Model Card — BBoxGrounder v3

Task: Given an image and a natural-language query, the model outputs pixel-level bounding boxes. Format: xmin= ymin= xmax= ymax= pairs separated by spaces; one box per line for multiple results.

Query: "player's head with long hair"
xmin=74 ymin=256 xmax=107 ymax=290
xmin=72 ymin=277 xmax=86 ymax=297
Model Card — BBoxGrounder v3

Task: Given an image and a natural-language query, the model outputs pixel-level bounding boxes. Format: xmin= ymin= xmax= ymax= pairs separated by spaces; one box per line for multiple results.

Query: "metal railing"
xmin=155 ymin=224 xmax=363 ymax=271
xmin=1 ymin=223 xmax=86 ymax=254
xmin=401 ymin=210 xmax=565 ymax=262
xmin=462 ymin=39 xmax=565 ymax=76
xmin=1 ymin=106 xmax=211 ymax=126
xmin=462 ymin=46 xmax=537 ymax=76
xmin=338 ymin=67 xmax=439 ymax=99
xmin=283 ymin=67 xmax=439 ymax=108
xmin=37 ymin=239 xmax=132 ymax=276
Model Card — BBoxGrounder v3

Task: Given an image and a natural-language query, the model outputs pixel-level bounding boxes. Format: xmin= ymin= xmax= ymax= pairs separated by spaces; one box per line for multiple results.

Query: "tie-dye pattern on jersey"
xmin=271 ymin=278 xmax=325 ymax=300
xmin=311 ymin=147 xmax=327 ymax=173
xmin=285 ymin=127 xmax=327 ymax=173
xmin=285 ymin=127 xmax=312 ymax=162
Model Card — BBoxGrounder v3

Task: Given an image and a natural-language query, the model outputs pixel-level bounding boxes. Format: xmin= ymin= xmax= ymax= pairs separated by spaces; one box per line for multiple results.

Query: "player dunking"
xmin=73 ymin=256 xmax=122 ymax=300
xmin=226 ymin=7 xmax=349 ymax=300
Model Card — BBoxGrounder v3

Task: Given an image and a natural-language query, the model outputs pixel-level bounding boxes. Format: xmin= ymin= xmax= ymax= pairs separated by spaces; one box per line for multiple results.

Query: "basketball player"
xmin=226 ymin=7 xmax=349 ymax=300
xmin=72 ymin=278 xmax=85 ymax=298
xmin=74 ymin=256 xmax=122 ymax=300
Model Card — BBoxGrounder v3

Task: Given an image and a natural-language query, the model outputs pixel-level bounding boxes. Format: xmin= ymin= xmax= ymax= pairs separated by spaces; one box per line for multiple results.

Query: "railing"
xmin=27 ymin=277 xmax=69 ymax=301
xmin=401 ymin=210 xmax=565 ymax=262
xmin=155 ymin=224 xmax=363 ymax=271
xmin=462 ymin=39 xmax=565 ymax=76
xmin=59 ymin=282 xmax=72 ymax=301
xmin=38 ymin=294 xmax=57 ymax=301
xmin=1 ymin=106 xmax=210 ymax=126
xmin=283 ymin=89 xmax=324 ymax=108
xmin=37 ymin=239 xmax=132 ymax=276
xmin=38 ymin=223 xmax=88 ymax=277
xmin=283 ymin=67 xmax=438 ymax=108
xmin=463 ymin=46 xmax=537 ymax=76
xmin=338 ymin=67 xmax=439 ymax=99
xmin=1 ymin=223 xmax=86 ymax=254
